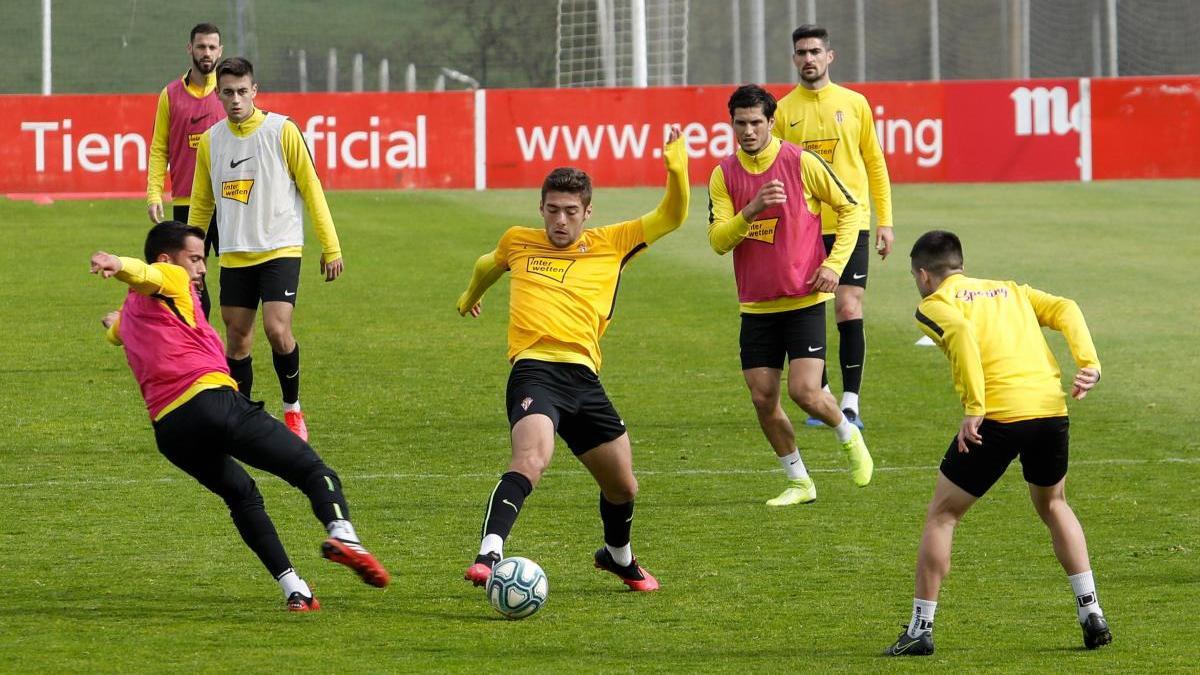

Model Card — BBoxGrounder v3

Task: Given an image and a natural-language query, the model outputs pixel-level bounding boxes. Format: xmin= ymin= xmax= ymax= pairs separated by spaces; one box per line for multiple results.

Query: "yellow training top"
xmin=707 ymin=136 xmax=866 ymax=314
xmin=189 ymin=108 xmax=341 ymax=268
xmin=457 ymin=137 xmax=689 ymax=373
xmin=915 ymin=274 xmax=1101 ymax=422
xmin=772 ymin=82 xmax=893 ymax=234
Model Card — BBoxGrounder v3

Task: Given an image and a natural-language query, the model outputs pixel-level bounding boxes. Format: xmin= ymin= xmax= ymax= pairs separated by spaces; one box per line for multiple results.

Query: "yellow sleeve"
xmin=1025 ymin=286 xmax=1101 ymax=374
xmin=146 ymin=88 xmax=171 ymax=206
xmin=114 ymin=257 xmax=167 ymax=295
xmin=858 ymin=97 xmax=894 ymax=228
xmin=282 ymin=119 xmax=341 ymax=264
xmin=187 ymin=131 xmax=214 ymax=233
xmin=770 ymin=107 xmax=788 ymax=140
xmin=456 ymin=250 xmax=507 ymax=315
xmin=639 ymin=136 xmax=690 ymax=244
xmin=706 ymin=166 xmax=750 ymax=255
xmin=105 ymin=312 xmax=123 ymax=346
xmin=916 ymin=299 xmax=987 ymax=416
xmin=800 ymin=150 xmax=864 ymax=275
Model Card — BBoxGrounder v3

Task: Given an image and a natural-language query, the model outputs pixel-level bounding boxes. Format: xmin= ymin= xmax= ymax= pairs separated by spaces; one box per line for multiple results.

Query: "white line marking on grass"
xmin=3 ymin=456 xmax=1196 ymax=490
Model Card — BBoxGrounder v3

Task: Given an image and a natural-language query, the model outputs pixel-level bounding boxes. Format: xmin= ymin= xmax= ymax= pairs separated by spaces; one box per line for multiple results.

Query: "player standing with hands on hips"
xmin=189 ymin=57 xmax=344 ymax=441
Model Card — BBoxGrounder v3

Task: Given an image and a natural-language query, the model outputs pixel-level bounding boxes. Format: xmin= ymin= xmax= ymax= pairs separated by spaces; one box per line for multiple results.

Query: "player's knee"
xmin=300 ymin=463 xmax=341 ymax=495
xmin=835 ymin=303 xmax=862 ymax=323
xmin=224 ymin=479 xmax=264 ymax=513
xmin=605 ymin=477 xmax=638 ymax=504
xmin=787 ymin=384 xmax=822 ymax=410
xmin=263 ymin=324 xmax=293 ymax=352
xmin=749 ymin=388 xmax=779 ymax=413
xmin=508 ymin=453 xmax=549 ymax=485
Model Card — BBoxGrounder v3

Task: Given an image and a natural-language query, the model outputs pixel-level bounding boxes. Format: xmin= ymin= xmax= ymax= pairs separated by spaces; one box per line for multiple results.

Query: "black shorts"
xmin=219 ymin=257 xmax=302 ymax=309
xmin=153 ymin=387 xmax=328 ymax=498
xmin=739 ymin=303 xmax=827 ymax=370
xmin=506 ymin=359 xmax=627 ymax=456
xmin=822 ymin=231 xmax=870 ymax=288
xmin=939 ymin=416 xmax=1070 ymax=498
xmin=172 ymin=205 xmax=219 ymax=257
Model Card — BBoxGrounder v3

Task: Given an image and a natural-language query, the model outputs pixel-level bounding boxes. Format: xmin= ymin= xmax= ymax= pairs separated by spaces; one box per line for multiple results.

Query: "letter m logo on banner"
xmin=1010 ymin=86 xmax=1080 ymax=137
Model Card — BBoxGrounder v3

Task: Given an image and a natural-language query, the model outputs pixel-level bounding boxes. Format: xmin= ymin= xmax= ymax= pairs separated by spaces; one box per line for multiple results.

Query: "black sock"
xmin=838 ymin=319 xmax=865 ymax=395
xmin=273 ymin=344 xmax=300 ymax=405
xmin=481 ymin=471 xmax=533 ymax=542
xmin=599 ymin=494 xmax=634 ymax=548
xmin=227 ymin=355 xmax=253 ymax=400
xmin=198 ymin=276 xmax=212 ymax=321
xmin=301 ymin=465 xmax=349 ymax=526
xmin=228 ymin=490 xmax=293 ymax=578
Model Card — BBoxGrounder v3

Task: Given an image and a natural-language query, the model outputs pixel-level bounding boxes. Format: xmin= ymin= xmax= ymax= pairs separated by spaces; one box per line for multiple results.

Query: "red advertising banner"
xmin=1091 ymin=76 xmax=1200 ymax=180
xmin=0 ymin=91 xmax=474 ymax=195
xmin=486 ymin=79 xmax=1085 ymax=188
xmin=3 ymin=76 xmax=1197 ymax=197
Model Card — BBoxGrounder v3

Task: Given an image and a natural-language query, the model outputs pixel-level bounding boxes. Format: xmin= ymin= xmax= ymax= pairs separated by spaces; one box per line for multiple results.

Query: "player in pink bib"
xmin=707 ymin=85 xmax=874 ymax=507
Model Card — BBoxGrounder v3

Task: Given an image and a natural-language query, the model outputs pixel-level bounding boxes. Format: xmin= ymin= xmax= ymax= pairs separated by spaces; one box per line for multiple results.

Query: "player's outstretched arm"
xmin=456 ymin=250 xmax=506 ymax=318
xmin=90 ymin=252 xmax=166 ymax=296
xmin=640 ymin=125 xmax=690 ymax=245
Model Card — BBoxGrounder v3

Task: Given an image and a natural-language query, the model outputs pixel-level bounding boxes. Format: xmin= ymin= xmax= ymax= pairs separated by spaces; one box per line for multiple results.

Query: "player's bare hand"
xmin=101 ymin=311 xmax=120 ymax=329
xmin=1071 ymin=367 xmax=1100 ymax=399
xmin=807 ymin=265 xmax=840 ymax=293
xmin=742 ymin=180 xmax=786 ymax=220
xmin=90 ymin=252 xmax=122 ymax=278
xmin=147 ymin=202 xmax=164 ymax=224
xmin=320 ymin=257 xmax=344 ymax=282
xmin=957 ymin=415 xmax=984 ymax=453
xmin=875 ymin=226 xmax=894 ymax=259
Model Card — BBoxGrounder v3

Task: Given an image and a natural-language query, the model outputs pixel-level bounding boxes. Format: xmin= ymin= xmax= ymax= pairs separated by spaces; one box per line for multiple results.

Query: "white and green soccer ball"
xmin=486 ymin=556 xmax=548 ymax=619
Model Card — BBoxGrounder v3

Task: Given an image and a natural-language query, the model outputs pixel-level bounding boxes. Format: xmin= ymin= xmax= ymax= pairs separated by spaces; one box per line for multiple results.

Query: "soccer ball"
xmin=486 ymin=556 xmax=548 ymax=619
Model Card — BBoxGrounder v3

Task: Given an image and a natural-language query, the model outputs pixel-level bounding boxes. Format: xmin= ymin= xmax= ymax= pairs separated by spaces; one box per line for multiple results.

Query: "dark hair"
xmin=792 ymin=24 xmax=830 ymax=47
xmin=190 ymin=23 xmax=220 ymax=43
xmin=541 ymin=167 xmax=593 ymax=207
xmin=727 ymin=84 xmax=777 ymax=119
xmin=910 ymin=230 xmax=965 ymax=275
xmin=145 ymin=221 xmax=206 ymax=262
xmin=216 ymin=56 xmax=255 ymax=83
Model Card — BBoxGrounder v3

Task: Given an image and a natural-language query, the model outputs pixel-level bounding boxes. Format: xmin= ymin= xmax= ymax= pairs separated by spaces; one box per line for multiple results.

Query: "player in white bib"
xmin=189 ymin=57 xmax=343 ymax=442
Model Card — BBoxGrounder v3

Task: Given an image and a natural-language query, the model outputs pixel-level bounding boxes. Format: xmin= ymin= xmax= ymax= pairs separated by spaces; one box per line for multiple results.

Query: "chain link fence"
xmin=1 ymin=0 xmax=1197 ymax=94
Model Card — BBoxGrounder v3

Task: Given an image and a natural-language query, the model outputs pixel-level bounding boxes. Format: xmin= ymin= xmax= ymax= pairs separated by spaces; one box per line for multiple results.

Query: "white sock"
xmin=832 ymin=414 xmax=857 ymax=442
xmin=822 ymin=384 xmax=831 ymax=394
xmin=907 ymin=598 xmax=937 ymax=637
xmin=326 ymin=519 xmax=359 ymax=543
xmin=277 ymin=568 xmax=312 ymax=599
xmin=777 ymin=450 xmax=809 ymax=480
xmin=840 ymin=391 xmax=859 ymax=413
xmin=283 ymin=400 xmax=302 ymax=413
xmin=479 ymin=534 xmax=504 ymax=558
xmin=1069 ymin=570 xmax=1103 ymax=623
xmin=606 ymin=543 xmax=633 ymax=567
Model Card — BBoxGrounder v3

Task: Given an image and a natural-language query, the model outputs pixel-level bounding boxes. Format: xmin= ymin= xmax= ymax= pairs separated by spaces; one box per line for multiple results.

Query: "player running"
xmin=91 ymin=221 xmax=387 ymax=611
xmin=457 ymin=127 xmax=689 ymax=592
xmin=885 ymin=230 xmax=1111 ymax=655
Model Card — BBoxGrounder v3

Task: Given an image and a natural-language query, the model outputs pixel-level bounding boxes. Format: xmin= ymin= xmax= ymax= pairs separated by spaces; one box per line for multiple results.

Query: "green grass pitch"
xmin=0 ymin=180 xmax=1196 ymax=672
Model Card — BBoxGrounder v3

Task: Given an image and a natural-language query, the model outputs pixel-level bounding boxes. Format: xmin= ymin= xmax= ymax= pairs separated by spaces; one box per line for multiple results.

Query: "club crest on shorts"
xmin=521 ymin=397 xmax=534 ymax=411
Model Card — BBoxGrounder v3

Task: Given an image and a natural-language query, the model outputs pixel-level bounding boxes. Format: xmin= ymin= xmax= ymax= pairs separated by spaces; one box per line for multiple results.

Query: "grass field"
xmin=1 ymin=180 xmax=1197 ymax=672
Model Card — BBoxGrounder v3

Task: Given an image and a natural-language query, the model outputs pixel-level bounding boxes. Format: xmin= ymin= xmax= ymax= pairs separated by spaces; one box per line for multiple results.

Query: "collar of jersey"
xmin=180 ymin=69 xmax=217 ymax=98
xmin=735 ymin=135 xmax=781 ymax=175
xmin=225 ymin=108 xmax=267 ymax=138
xmin=792 ymin=81 xmax=837 ymax=101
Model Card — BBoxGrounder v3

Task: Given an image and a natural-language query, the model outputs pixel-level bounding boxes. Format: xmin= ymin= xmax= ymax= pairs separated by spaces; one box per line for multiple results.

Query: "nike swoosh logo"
xmin=625 ymin=515 xmax=634 ymax=523
xmin=229 ymin=157 xmax=254 ymax=168
xmin=789 ymin=121 xmax=801 ymax=127
xmin=502 ymin=499 xmax=518 ymax=513
xmin=845 ymin=364 xmax=861 ymax=369
xmin=190 ymin=114 xmax=209 ymax=124
xmin=852 ymin=273 xmax=867 ymax=279
xmin=891 ymin=639 xmax=921 ymax=655
xmin=807 ymin=346 xmax=822 ymax=352
xmin=285 ymin=370 xmax=299 ymax=379
xmin=788 ymin=459 xmax=799 ymax=464
xmin=283 ymin=290 xmax=296 ymax=297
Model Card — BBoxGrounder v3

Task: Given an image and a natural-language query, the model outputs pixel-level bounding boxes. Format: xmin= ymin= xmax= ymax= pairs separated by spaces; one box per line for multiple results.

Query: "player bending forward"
xmin=92 ymin=221 xmax=387 ymax=611
xmin=885 ymin=230 xmax=1111 ymax=655
xmin=457 ymin=127 xmax=689 ymax=592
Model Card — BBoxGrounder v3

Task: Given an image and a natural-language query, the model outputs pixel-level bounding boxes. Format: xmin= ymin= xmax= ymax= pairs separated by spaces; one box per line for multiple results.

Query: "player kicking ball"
xmin=92 ymin=221 xmax=388 ymax=611
xmin=457 ymin=127 xmax=689 ymax=592
xmin=885 ymin=231 xmax=1111 ymax=655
